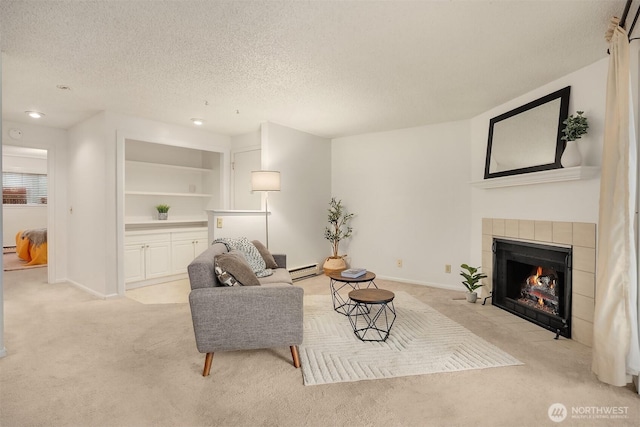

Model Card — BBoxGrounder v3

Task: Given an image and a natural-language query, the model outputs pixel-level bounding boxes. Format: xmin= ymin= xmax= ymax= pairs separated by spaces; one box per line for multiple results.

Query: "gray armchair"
xmin=187 ymin=243 xmax=303 ymax=377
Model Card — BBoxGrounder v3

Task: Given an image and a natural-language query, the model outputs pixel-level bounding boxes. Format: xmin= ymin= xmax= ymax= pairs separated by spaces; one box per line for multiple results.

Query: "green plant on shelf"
xmin=155 ymin=204 xmax=170 ymax=213
xmin=561 ymin=111 xmax=589 ymax=142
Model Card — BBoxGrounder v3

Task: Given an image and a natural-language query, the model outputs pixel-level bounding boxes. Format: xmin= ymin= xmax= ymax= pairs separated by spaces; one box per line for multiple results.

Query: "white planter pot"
xmin=466 ymin=292 xmax=478 ymax=303
xmin=561 ymin=140 xmax=582 ymax=168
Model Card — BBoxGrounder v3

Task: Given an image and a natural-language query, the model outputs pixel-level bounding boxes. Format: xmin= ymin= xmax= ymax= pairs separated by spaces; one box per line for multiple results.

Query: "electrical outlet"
xmin=445 ymin=264 xmax=451 ymax=274
xmin=396 ymin=259 xmax=403 ymax=268
xmin=216 ymin=217 xmax=223 ymax=228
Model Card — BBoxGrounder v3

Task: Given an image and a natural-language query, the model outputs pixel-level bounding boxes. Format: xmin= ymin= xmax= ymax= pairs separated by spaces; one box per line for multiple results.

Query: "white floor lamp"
xmin=251 ymin=170 xmax=281 ymax=248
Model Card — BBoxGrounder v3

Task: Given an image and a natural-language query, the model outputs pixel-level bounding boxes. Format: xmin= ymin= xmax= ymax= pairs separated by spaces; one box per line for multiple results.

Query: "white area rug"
xmin=300 ymin=291 xmax=523 ymax=386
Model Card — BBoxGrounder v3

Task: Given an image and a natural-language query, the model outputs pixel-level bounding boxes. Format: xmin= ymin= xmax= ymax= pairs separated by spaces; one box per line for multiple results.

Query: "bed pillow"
xmin=251 ymin=240 xmax=279 ymax=269
xmin=215 ymin=250 xmax=260 ymax=286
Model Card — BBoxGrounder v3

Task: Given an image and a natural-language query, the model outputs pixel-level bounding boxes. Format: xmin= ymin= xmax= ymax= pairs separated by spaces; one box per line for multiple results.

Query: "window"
xmin=2 ymin=172 xmax=47 ymax=205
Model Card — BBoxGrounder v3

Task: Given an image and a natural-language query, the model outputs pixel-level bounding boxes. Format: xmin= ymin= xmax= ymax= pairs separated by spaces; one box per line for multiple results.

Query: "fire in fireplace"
xmin=520 ymin=265 xmax=560 ymax=316
xmin=492 ymin=239 xmax=572 ymax=338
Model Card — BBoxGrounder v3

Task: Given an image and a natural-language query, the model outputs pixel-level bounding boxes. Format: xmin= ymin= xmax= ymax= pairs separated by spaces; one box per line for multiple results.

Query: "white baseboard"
xmin=0 ymin=347 xmax=7 ymax=358
xmin=376 ymin=275 xmax=463 ymax=292
xmin=65 ymin=279 xmax=110 ymax=299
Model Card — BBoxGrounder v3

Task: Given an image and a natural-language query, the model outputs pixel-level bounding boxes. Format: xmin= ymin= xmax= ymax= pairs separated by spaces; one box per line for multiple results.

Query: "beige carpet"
xmin=126 ymin=279 xmax=191 ymax=304
xmin=1 ymin=269 xmax=638 ymax=426
xmin=301 ymin=292 xmax=522 ymax=385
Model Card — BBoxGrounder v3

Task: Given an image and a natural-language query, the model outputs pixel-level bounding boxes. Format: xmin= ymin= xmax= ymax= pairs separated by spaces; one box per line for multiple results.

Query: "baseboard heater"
xmin=289 ymin=263 xmax=320 ymax=281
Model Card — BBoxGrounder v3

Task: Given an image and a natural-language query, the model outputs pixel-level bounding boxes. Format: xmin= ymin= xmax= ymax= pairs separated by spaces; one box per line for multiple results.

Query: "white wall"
xmin=231 ymin=130 xmax=261 ymax=150
xmin=469 ymin=58 xmax=609 ymax=267
xmin=66 ymin=112 xmax=109 ymax=296
xmin=262 ymin=122 xmax=332 ymax=269
xmin=230 ymin=130 xmax=261 ymax=210
xmin=332 ymin=120 xmax=471 ymax=290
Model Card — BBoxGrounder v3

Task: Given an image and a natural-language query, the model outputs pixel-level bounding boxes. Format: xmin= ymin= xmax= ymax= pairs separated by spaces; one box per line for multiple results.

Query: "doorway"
xmin=2 ymin=145 xmax=52 ymax=281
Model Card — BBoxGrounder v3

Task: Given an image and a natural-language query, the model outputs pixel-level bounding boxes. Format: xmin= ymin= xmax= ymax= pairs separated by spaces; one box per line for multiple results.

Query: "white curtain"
xmin=592 ymin=18 xmax=640 ymax=387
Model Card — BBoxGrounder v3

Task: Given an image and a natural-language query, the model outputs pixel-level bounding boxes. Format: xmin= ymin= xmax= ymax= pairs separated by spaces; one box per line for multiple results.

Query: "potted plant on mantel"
xmin=460 ymin=264 xmax=487 ymax=303
xmin=155 ymin=204 xmax=170 ymax=220
xmin=560 ymin=110 xmax=589 ymax=168
xmin=323 ymin=197 xmax=354 ymax=276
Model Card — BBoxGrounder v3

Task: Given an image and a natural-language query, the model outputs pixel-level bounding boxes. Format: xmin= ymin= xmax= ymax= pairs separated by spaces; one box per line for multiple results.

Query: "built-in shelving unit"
xmin=122 ymin=139 xmax=222 ymax=288
xmin=124 ymin=139 xmax=221 ymax=230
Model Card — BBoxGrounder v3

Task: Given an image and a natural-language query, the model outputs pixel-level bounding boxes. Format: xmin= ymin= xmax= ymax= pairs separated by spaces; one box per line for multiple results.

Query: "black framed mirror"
xmin=484 ymin=86 xmax=570 ymax=179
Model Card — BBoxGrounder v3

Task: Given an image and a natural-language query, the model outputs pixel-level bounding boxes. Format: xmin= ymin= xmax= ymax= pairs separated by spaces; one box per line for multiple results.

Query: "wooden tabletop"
xmin=348 ymin=288 xmax=395 ymax=304
xmin=328 ymin=271 xmax=376 ymax=282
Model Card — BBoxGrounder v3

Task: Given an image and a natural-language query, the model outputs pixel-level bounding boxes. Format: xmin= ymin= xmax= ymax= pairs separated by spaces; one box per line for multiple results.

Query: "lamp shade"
xmin=251 ymin=171 xmax=281 ymax=192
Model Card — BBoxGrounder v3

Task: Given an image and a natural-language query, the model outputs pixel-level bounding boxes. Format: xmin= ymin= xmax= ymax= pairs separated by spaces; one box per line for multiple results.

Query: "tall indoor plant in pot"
xmin=460 ymin=264 xmax=487 ymax=303
xmin=323 ymin=197 xmax=354 ymax=275
xmin=560 ymin=110 xmax=589 ymax=167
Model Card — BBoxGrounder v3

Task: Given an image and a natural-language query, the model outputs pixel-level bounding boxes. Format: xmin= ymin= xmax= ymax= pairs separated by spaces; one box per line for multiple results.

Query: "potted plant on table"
xmin=323 ymin=197 xmax=354 ymax=276
xmin=560 ymin=111 xmax=589 ymax=168
xmin=155 ymin=204 xmax=170 ymax=220
xmin=460 ymin=264 xmax=487 ymax=303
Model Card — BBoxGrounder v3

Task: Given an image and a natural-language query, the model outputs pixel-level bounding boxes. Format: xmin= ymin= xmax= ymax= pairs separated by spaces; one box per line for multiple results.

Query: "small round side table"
xmin=347 ymin=288 xmax=396 ymax=342
xmin=328 ymin=271 xmax=378 ymax=315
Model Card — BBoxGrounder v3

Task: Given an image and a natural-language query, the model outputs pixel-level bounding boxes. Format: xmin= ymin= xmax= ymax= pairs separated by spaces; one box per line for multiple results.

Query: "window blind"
xmin=2 ymin=172 xmax=48 ymax=205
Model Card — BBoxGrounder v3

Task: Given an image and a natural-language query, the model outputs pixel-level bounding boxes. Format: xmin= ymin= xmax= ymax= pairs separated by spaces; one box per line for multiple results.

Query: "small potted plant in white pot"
xmin=560 ymin=110 xmax=589 ymax=168
xmin=460 ymin=264 xmax=487 ymax=303
xmin=323 ymin=197 xmax=354 ymax=275
xmin=155 ymin=204 xmax=170 ymax=220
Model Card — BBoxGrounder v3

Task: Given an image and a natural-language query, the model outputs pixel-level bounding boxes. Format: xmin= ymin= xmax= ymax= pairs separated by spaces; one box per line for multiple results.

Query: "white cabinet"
xmin=171 ymin=230 xmax=208 ymax=274
xmin=125 ymin=228 xmax=207 ymax=285
xmin=124 ymin=233 xmax=172 ymax=284
xmin=123 ymin=243 xmax=145 ymax=283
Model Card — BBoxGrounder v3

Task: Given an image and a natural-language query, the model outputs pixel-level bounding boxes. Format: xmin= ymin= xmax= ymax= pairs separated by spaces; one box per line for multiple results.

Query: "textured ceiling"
xmin=0 ymin=0 xmax=627 ymax=138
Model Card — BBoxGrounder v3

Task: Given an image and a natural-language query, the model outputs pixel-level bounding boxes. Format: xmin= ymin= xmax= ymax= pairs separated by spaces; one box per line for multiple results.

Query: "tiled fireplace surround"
xmin=482 ymin=218 xmax=596 ymax=347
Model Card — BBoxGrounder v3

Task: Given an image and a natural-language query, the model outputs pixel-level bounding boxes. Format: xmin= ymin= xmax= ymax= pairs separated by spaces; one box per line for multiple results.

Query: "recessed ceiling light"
xmin=25 ymin=111 xmax=45 ymax=119
xmin=191 ymin=118 xmax=204 ymax=126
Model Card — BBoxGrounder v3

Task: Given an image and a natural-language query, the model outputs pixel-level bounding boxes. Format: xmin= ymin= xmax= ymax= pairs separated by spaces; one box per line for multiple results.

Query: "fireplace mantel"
xmin=471 ymin=166 xmax=600 ymax=189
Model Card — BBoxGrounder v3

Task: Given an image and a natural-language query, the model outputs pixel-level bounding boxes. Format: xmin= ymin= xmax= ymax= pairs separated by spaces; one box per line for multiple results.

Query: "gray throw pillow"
xmin=251 ymin=240 xmax=279 ymax=269
xmin=215 ymin=250 xmax=260 ymax=286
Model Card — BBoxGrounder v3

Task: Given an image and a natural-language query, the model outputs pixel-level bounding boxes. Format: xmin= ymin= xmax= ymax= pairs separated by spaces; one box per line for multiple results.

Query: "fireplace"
xmin=492 ymin=238 xmax=572 ymax=338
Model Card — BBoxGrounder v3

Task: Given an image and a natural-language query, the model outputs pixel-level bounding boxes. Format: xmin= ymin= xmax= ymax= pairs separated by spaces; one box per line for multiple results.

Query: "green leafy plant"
xmin=460 ymin=264 xmax=487 ymax=293
xmin=155 ymin=204 xmax=170 ymax=213
xmin=324 ymin=198 xmax=354 ymax=258
xmin=561 ymin=111 xmax=589 ymax=142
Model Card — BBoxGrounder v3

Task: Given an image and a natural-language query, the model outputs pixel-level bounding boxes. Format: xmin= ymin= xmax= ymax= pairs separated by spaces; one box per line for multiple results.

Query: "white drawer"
xmin=125 ymin=233 xmax=171 ymax=245
xmin=171 ymin=230 xmax=208 ymax=242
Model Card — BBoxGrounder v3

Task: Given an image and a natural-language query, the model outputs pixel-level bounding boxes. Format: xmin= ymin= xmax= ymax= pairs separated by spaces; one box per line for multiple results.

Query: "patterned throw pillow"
xmin=215 ymin=250 xmax=260 ymax=286
xmin=251 ymin=240 xmax=279 ymax=269
xmin=213 ymin=237 xmax=273 ymax=277
xmin=215 ymin=266 xmax=239 ymax=287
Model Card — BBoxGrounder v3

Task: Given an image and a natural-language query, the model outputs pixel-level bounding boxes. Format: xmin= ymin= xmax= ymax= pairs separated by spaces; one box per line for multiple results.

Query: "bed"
xmin=16 ymin=229 xmax=48 ymax=266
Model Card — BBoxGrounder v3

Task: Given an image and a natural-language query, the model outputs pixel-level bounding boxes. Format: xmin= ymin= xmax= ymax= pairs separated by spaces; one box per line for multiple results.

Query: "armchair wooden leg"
xmin=290 ymin=346 xmax=300 ymax=368
xmin=203 ymin=352 xmax=214 ymax=377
